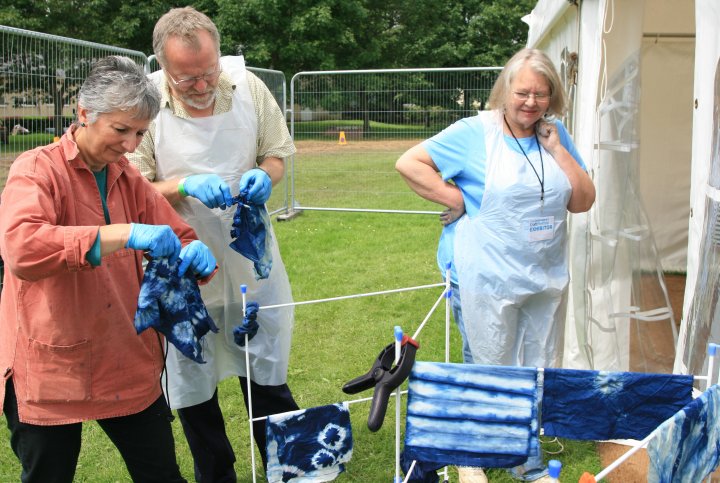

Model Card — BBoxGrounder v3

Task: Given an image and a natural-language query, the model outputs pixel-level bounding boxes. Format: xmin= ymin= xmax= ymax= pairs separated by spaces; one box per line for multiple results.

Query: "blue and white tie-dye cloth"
xmin=266 ymin=402 xmax=353 ymax=482
xmin=229 ymin=196 xmax=272 ymax=279
xmin=404 ymin=362 xmax=539 ymax=469
xmin=134 ymin=257 xmax=218 ymax=363
xmin=647 ymin=384 xmax=720 ymax=483
xmin=542 ymin=368 xmax=694 ymax=441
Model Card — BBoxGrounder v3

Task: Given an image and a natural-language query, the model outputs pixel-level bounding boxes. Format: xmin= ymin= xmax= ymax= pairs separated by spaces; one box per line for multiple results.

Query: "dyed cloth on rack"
xmin=403 ymin=361 xmax=539 ymax=469
xmin=542 ymin=368 xmax=694 ymax=441
xmin=266 ymin=402 xmax=353 ymax=482
xmin=134 ymin=257 xmax=218 ymax=363
xmin=647 ymin=384 xmax=720 ymax=483
xmin=229 ymin=196 xmax=272 ymax=279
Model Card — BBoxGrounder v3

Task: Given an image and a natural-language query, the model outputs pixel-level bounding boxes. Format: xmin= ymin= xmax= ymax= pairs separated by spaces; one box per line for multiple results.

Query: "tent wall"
xmin=526 ymin=0 xmax=686 ymax=371
xmin=675 ymin=0 xmax=720 ymax=375
xmin=638 ymin=5 xmax=695 ymax=273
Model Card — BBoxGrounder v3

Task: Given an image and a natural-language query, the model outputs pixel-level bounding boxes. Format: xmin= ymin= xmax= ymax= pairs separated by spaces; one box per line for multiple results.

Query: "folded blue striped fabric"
xmin=403 ymin=362 xmax=539 ymax=469
xmin=542 ymin=368 xmax=694 ymax=441
xmin=647 ymin=384 xmax=720 ymax=483
xmin=134 ymin=257 xmax=218 ymax=363
xmin=266 ymin=402 xmax=353 ymax=482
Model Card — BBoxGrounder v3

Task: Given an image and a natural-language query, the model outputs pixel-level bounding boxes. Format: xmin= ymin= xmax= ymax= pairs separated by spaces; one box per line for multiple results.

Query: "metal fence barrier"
xmin=0 ymin=25 xmax=148 ymax=193
xmin=1 ymin=25 xmax=502 ymax=219
xmin=286 ymin=67 xmax=501 ymax=216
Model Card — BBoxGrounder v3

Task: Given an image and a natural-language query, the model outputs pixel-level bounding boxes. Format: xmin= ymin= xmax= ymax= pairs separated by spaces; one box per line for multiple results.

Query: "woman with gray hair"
xmin=396 ymin=48 xmax=595 ymax=482
xmin=0 ymin=55 xmax=217 ymax=482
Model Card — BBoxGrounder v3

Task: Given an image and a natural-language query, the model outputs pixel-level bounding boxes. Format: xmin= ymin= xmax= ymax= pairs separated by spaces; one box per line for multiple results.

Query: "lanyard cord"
xmin=503 ymin=115 xmax=545 ymax=202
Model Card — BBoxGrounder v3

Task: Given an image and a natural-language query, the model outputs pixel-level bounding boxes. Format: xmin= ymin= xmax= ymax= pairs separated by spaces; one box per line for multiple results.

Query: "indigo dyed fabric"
xmin=542 ymin=368 xmax=694 ymax=441
xmin=266 ymin=402 xmax=353 ymax=482
xmin=647 ymin=385 xmax=720 ymax=483
xmin=233 ymin=301 xmax=259 ymax=346
xmin=229 ymin=196 xmax=272 ymax=279
xmin=134 ymin=257 xmax=218 ymax=363
xmin=403 ymin=361 xmax=539 ymax=469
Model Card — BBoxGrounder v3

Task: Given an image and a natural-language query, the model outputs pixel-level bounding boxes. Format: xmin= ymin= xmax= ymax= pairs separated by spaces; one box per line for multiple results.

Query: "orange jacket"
xmin=0 ymin=127 xmax=211 ymax=425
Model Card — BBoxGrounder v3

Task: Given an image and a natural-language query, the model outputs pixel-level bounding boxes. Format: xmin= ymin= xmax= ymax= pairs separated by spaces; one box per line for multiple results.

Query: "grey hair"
xmin=487 ymin=48 xmax=567 ymax=118
xmin=153 ymin=7 xmax=220 ymax=67
xmin=78 ymin=56 xmax=160 ymax=124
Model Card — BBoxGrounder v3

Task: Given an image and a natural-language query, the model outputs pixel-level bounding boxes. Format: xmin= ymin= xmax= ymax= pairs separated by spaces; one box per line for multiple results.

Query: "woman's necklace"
xmin=503 ymin=115 xmax=545 ymax=203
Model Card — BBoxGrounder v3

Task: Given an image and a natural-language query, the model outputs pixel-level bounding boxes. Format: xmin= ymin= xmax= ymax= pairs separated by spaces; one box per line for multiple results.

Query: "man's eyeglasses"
xmin=512 ymin=91 xmax=550 ymax=103
xmin=166 ymin=64 xmax=222 ymax=88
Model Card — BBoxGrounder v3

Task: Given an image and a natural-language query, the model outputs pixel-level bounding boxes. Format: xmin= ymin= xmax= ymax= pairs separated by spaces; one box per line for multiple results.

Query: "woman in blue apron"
xmin=396 ymin=48 xmax=595 ymax=482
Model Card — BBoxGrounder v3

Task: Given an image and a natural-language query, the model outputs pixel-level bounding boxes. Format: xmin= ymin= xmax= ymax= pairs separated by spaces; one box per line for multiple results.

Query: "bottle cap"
xmin=548 ymin=459 xmax=562 ymax=479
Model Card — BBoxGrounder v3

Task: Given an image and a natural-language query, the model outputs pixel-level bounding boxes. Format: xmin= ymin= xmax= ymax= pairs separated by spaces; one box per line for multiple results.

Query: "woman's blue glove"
xmin=233 ymin=302 xmax=260 ymax=346
xmin=126 ymin=223 xmax=181 ymax=261
xmin=181 ymin=174 xmax=233 ymax=209
xmin=238 ymin=168 xmax=272 ymax=205
xmin=178 ymin=240 xmax=217 ymax=277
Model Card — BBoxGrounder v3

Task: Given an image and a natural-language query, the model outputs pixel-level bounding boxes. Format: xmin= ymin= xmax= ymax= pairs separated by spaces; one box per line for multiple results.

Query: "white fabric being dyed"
xmin=403 ymin=362 xmax=539 ymax=468
xmin=647 ymin=384 xmax=720 ymax=483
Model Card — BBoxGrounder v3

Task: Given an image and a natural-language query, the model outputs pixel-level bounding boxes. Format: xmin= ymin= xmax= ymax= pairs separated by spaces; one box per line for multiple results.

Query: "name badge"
xmin=525 ymin=216 xmax=555 ymax=241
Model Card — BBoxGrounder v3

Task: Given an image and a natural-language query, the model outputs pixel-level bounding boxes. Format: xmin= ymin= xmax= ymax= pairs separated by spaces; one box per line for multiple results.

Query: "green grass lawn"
xmin=0 ymin=142 xmax=602 ymax=481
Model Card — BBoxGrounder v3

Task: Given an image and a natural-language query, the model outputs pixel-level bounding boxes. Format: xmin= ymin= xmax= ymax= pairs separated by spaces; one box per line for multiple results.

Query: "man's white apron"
xmin=150 ymin=56 xmax=293 ymax=408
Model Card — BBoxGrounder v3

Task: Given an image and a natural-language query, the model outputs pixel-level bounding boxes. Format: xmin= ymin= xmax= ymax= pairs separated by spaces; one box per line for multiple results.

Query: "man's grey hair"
xmin=153 ymin=6 xmax=220 ymax=67
xmin=487 ymin=48 xmax=567 ymax=119
xmin=78 ymin=56 xmax=161 ymax=124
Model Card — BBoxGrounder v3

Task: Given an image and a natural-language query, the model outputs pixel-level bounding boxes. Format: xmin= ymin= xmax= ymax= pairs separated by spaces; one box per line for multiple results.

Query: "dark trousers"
xmin=177 ymin=377 xmax=298 ymax=483
xmin=3 ymin=378 xmax=186 ymax=483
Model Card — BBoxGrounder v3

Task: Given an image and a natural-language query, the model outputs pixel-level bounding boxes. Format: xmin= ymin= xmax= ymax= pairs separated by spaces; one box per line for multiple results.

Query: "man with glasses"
xmin=128 ymin=7 xmax=298 ymax=481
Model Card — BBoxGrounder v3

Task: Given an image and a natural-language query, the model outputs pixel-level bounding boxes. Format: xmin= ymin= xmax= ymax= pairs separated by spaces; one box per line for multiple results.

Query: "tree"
xmin=214 ymin=0 xmax=383 ymax=78
xmin=0 ymin=0 xmax=173 ymax=55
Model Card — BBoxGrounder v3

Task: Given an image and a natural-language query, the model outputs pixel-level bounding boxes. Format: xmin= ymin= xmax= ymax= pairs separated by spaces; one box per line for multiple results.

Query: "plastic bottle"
xmin=548 ymin=459 xmax=562 ymax=482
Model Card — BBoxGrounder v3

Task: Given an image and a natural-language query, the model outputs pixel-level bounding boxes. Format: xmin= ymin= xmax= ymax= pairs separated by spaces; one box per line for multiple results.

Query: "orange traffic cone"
xmin=338 ymin=130 xmax=347 ymax=145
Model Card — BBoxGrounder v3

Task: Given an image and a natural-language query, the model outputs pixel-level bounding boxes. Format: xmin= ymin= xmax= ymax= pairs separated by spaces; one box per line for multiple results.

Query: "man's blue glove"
xmin=181 ymin=174 xmax=233 ymax=210
xmin=178 ymin=240 xmax=217 ymax=277
xmin=238 ymin=168 xmax=272 ymax=205
xmin=233 ymin=302 xmax=260 ymax=346
xmin=126 ymin=223 xmax=181 ymax=261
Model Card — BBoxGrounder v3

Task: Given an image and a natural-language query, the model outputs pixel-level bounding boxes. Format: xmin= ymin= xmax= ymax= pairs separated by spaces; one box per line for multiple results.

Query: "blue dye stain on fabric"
xmin=542 ymin=368 xmax=694 ymax=441
xmin=134 ymin=257 xmax=218 ymax=363
xmin=647 ymin=384 xmax=720 ymax=483
xmin=229 ymin=195 xmax=272 ymax=280
xmin=403 ymin=362 xmax=539 ymax=470
xmin=266 ymin=403 xmax=353 ymax=482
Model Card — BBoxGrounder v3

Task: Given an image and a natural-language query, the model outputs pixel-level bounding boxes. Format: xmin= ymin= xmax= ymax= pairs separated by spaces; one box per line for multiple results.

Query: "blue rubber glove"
xmin=181 ymin=174 xmax=233 ymax=209
xmin=233 ymin=302 xmax=260 ymax=346
xmin=178 ymin=240 xmax=217 ymax=277
xmin=126 ymin=223 xmax=181 ymax=261
xmin=238 ymin=168 xmax=272 ymax=205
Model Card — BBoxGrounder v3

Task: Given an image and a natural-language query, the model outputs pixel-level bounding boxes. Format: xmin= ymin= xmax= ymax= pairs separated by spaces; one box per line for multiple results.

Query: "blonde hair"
xmin=487 ymin=48 xmax=566 ymax=118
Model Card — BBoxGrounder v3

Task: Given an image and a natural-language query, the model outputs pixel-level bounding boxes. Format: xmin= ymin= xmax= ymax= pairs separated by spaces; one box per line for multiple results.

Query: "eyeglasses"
xmin=165 ymin=64 xmax=222 ymax=88
xmin=512 ymin=91 xmax=551 ymax=103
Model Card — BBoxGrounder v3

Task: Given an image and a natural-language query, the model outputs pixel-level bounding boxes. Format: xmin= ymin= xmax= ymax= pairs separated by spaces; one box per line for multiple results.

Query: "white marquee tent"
xmin=522 ymin=0 xmax=720 ymax=376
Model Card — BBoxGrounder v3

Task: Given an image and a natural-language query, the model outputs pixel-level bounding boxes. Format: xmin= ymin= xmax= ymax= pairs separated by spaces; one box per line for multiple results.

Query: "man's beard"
xmin=180 ymin=87 xmax=217 ymax=110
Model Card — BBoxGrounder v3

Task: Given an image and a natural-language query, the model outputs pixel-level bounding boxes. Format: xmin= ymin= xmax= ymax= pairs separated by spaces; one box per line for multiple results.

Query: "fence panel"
xmin=0 ymin=25 xmax=148 ymax=195
xmin=288 ymin=67 xmax=501 ymax=214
